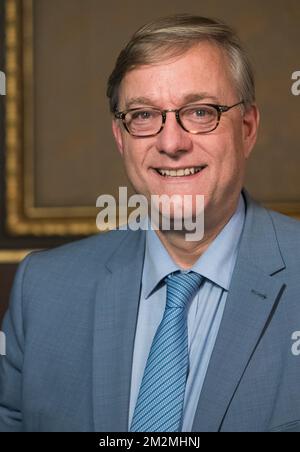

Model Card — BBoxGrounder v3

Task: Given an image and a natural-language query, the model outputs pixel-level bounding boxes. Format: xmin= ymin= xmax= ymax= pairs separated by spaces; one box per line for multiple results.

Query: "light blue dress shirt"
xmin=129 ymin=194 xmax=246 ymax=432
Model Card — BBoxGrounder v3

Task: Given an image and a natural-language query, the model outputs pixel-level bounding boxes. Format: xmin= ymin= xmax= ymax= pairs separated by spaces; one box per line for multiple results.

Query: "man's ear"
xmin=112 ymin=119 xmax=124 ymax=156
xmin=242 ymin=104 xmax=260 ymax=159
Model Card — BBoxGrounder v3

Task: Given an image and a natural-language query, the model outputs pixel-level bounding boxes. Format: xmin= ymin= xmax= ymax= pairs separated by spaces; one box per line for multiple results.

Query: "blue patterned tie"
xmin=130 ymin=271 xmax=203 ymax=432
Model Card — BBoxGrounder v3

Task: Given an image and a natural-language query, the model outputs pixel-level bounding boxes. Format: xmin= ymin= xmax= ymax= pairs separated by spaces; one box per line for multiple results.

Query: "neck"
xmin=154 ymin=197 xmax=240 ymax=269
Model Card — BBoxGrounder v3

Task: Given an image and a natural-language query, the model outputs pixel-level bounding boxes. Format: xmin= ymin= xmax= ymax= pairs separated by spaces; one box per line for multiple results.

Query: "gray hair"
xmin=107 ymin=14 xmax=255 ymax=112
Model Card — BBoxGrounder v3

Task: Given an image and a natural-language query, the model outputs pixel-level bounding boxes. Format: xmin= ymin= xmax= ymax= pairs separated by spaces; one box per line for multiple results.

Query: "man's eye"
xmin=192 ymin=107 xmax=214 ymax=117
xmin=182 ymin=106 xmax=215 ymax=121
xmin=132 ymin=111 xmax=153 ymax=120
xmin=194 ymin=109 xmax=207 ymax=116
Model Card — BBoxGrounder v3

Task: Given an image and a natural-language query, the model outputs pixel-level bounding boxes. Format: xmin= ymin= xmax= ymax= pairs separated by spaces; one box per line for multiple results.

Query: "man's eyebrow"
xmin=125 ymin=97 xmax=155 ymax=109
xmin=124 ymin=93 xmax=220 ymax=110
xmin=182 ymin=93 xmax=220 ymax=104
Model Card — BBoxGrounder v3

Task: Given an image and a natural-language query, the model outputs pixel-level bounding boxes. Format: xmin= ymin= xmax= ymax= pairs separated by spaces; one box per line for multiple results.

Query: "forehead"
xmin=119 ymin=42 xmax=236 ymax=107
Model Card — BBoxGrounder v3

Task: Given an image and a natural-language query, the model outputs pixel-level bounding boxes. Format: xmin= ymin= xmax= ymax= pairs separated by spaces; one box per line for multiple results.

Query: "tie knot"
xmin=165 ymin=271 xmax=203 ymax=309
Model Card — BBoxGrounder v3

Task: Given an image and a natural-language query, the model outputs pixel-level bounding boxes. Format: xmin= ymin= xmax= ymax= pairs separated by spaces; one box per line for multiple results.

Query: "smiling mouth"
xmin=155 ymin=166 xmax=207 ymax=177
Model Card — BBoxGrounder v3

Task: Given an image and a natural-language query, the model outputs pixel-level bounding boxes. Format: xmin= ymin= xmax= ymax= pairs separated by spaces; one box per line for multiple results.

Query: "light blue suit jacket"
xmin=1 ymin=190 xmax=300 ymax=432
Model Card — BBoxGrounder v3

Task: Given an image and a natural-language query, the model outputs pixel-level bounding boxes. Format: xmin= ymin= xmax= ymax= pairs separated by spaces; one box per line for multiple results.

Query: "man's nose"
xmin=155 ymin=111 xmax=193 ymax=156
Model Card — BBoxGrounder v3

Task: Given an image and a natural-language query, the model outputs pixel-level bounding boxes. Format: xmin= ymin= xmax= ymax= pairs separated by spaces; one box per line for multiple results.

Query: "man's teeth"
xmin=157 ymin=167 xmax=204 ymax=177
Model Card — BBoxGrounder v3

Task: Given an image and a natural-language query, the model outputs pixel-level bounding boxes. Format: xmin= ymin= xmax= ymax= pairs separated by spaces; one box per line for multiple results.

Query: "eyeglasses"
xmin=114 ymin=101 xmax=244 ymax=137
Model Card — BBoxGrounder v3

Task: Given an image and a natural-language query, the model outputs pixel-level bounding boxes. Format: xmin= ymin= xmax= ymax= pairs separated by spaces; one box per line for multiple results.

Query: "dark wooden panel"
xmin=0 ymin=263 xmax=17 ymax=324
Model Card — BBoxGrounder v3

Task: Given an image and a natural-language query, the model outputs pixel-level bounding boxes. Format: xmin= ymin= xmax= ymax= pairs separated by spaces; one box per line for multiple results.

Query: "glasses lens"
xmin=125 ymin=108 xmax=162 ymax=136
xmin=180 ymin=105 xmax=218 ymax=133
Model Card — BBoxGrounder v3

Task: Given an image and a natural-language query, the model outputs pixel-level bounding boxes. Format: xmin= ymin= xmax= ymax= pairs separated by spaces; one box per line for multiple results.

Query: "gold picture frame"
xmin=0 ymin=249 xmax=33 ymax=263
xmin=5 ymin=0 xmax=100 ymax=236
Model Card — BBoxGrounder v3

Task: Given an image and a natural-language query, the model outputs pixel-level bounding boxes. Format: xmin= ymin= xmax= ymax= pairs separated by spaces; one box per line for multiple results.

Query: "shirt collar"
xmin=142 ymin=194 xmax=245 ymax=298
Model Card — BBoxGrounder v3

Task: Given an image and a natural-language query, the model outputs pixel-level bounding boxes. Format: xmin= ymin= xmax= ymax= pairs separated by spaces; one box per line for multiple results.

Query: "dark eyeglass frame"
xmin=114 ymin=100 xmax=244 ymax=137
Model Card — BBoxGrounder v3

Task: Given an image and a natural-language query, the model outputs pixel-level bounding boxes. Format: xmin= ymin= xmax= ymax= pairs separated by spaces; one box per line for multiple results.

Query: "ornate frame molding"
xmin=5 ymin=0 xmax=98 ymax=236
xmin=0 ymin=249 xmax=32 ymax=263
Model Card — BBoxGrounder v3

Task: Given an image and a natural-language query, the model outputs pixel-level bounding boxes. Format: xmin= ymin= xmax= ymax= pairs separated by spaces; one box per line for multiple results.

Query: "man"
xmin=1 ymin=14 xmax=300 ymax=432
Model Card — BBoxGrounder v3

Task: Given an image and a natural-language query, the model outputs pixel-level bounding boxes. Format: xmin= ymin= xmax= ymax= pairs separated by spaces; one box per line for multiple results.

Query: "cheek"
xmin=128 ymin=151 xmax=145 ymax=172
xmin=122 ymin=134 xmax=155 ymax=169
xmin=207 ymin=132 xmax=245 ymax=179
xmin=121 ymin=140 xmax=149 ymax=184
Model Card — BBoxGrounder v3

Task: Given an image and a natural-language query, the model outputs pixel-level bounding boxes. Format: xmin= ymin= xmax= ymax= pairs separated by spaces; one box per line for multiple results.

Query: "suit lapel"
xmin=192 ymin=191 xmax=286 ymax=432
xmin=191 ymin=260 xmax=285 ymax=431
xmin=92 ymin=229 xmax=146 ymax=432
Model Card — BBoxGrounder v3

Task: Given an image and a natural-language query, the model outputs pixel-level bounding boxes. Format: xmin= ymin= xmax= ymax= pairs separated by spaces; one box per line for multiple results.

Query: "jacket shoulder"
xmin=27 ymin=229 xmax=130 ymax=264
xmin=266 ymin=208 xmax=300 ymax=260
xmin=19 ymin=229 xmax=139 ymax=291
xmin=267 ymin=208 xmax=300 ymax=239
